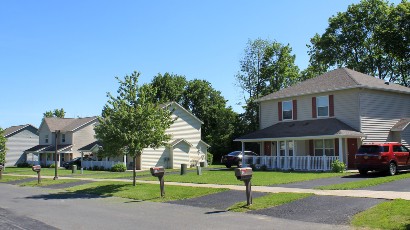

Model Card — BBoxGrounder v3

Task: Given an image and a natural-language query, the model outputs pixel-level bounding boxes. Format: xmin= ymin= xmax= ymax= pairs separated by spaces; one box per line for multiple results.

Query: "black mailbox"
xmin=32 ymin=165 xmax=41 ymax=172
xmin=235 ymin=167 xmax=253 ymax=181
xmin=150 ymin=166 xmax=165 ymax=177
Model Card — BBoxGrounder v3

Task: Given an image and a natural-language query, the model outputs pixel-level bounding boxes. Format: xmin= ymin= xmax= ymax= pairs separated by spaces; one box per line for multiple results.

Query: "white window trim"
xmin=61 ymin=134 xmax=66 ymax=143
xmin=282 ymin=100 xmax=293 ymax=120
xmin=316 ymin=96 xmax=329 ymax=118
xmin=314 ymin=139 xmax=335 ymax=156
xmin=45 ymin=135 xmax=49 ymax=144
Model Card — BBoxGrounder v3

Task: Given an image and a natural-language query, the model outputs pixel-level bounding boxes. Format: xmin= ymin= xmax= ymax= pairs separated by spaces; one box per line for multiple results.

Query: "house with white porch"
xmin=25 ymin=117 xmax=98 ymax=167
xmin=77 ymin=102 xmax=209 ymax=170
xmin=236 ymin=68 xmax=410 ymax=171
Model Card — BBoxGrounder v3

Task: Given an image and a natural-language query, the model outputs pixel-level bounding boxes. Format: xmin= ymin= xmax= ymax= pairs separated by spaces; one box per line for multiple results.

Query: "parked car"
xmin=63 ymin=157 xmax=82 ymax=169
xmin=355 ymin=142 xmax=410 ymax=176
xmin=221 ymin=151 xmax=258 ymax=168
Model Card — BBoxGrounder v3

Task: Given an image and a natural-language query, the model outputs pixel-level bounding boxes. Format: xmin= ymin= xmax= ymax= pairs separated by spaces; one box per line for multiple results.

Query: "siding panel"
xmin=5 ymin=129 xmax=38 ymax=166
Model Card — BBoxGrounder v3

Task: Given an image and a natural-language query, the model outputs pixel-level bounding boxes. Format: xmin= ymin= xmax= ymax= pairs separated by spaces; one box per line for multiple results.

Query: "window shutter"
xmin=312 ymin=97 xmax=317 ymax=118
xmin=329 ymin=95 xmax=334 ymax=117
xmin=278 ymin=102 xmax=282 ymax=121
xmin=292 ymin=99 xmax=297 ymax=120
xmin=309 ymin=140 xmax=314 ymax=156
xmin=335 ymin=138 xmax=339 ymax=156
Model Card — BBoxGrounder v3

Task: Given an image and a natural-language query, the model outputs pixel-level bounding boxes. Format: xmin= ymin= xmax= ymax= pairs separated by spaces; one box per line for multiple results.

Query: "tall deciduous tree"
xmin=43 ymin=108 xmax=66 ymax=118
xmin=307 ymin=0 xmax=409 ymax=85
xmin=95 ymin=71 xmax=174 ymax=186
xmin=150 ymin=73 xmax=187 ymax=104
xmin=236 ymin=38 xmax=300 ymax=132
xmin=0 ymin=127 xmax=6 ymax=165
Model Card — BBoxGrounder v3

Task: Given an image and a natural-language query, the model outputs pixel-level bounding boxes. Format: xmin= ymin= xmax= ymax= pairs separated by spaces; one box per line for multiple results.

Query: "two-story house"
xmin=3 ymin=124 xmax=38 ymax=166
xmin=236 ymin=68 xmax=410 ymax=170
xmin=25 ymin=117 xmax=98 ymax=166
xmin=73 ymin=102 xmax=209 ymax=170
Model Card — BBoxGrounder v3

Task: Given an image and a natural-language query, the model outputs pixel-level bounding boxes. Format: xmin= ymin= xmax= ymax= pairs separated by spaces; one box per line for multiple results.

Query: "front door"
xmin=264 ymin=142 xmax=272 ymax=156
xmin=347 ymin=138 xmax=358 ymax=169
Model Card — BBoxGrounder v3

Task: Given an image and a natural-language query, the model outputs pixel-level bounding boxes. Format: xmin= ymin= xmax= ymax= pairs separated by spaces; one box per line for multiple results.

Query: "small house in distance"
xmin=3 ymin=124 xmax=38 ymax=166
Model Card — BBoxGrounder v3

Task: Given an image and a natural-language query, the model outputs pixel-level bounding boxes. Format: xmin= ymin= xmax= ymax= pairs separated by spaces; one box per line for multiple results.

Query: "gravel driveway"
xmin=250 ymin=195 xmax=385 ymax=225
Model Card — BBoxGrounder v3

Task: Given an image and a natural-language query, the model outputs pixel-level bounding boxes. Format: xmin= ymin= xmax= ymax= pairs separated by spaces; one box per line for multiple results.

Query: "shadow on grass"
xmin=205 ymin=210 xmax=227 ymax=214
xmin=25 ymin=184 xmax=128 ymax=200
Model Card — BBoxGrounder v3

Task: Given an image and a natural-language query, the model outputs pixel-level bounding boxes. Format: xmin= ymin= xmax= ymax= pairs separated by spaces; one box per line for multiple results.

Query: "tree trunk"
xmin=133 ymin=155 xmax=137 ymax=186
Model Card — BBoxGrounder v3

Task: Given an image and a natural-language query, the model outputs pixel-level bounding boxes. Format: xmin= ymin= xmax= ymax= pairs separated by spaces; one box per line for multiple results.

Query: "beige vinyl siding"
xmin=259 ymin=89 xmax=361 ymax=130
xmin=166 ymin=106 xmax=201 ymax=146
xmin=360 ymin=90 xmax=410 ymax=142
xmin=172 ymin=142 xmax=190 ymax=168
xmin=402 ymin=127 xmax=410 ymax=148
xmin=260 ymin=100 xmax=277 ymax=129
xmin=72 ymin=123 xmax=97 ymax=157
xmin=38 ymin=125 xmax=52 ymax=145
xmin=141 ymin=147 xmax=170 ymax=169
xmin=5 ymin=129 xmax=38 ymax=166
xmin=60 ymin=132 xmax=73 ymax=145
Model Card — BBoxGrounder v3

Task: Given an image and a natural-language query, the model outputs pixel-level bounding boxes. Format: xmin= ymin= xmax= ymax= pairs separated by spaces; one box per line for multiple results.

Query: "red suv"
xmin=355 ymin=142 xmax=410 ymax=176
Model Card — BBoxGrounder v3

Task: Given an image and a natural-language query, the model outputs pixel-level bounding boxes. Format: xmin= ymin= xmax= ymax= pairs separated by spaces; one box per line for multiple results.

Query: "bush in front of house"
xmin=331 ymin=160 xmax=346 ymax=173
xmin=111 ymin=163 xmax=126 ymax=172
xmin=17 ymin=162 xmax=32 ymax=168
xmin=207 ymin=152 xmax=213 ymax=166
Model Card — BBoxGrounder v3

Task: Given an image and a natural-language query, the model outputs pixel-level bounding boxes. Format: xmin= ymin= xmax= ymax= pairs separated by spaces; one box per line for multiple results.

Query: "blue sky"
xmin=0 ymin=0 xmax=400 ymax=129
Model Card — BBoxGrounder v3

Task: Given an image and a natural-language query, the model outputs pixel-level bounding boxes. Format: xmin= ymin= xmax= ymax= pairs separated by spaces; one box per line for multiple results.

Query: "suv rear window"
xmin=358 ymin=145 xmax=389 ymax=154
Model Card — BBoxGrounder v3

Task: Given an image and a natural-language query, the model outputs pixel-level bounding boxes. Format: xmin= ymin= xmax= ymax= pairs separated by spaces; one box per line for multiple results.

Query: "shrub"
xmin=17 ymin=162 xmax=32 ymax=168
xmin=49 ymin=163 xmax=56 ymax=168
xmin=250 ymin=164 xmax=256 ymax=171
xmin=93 ymin=165 xmax=100 ymax=171
xmin=111 ymin=163 xmax=126 ymax=172
xmin=207 ymin=153 xmax=213 ymax=166
xmin=260 ymin=164 xmax=268 ymax=171
xmin=331 ymin=159 xmax=346 ymax=173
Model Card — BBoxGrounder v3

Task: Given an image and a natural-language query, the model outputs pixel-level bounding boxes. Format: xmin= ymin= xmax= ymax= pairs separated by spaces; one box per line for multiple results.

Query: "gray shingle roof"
xmin=78 ymin=141 xmax=102 ymax=151
xmin=235 ymin=118 xmax=365 ymax=140
xmin=43 ymin=117 xmax=98 ymax=132
xmin=391 ymin=118 xmax=410 ymax=131
xmin=257 ymin=68 xmax=410 ymax=102
xmin=4 ymin=124 xmax=38 ymax=138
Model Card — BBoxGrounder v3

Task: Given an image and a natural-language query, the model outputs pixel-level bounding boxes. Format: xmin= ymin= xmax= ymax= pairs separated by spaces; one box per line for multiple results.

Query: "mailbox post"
xmin=0 ymin=165 xmax=3 ymax=180
xmin=150 ymin=166 xmax=165 ymax=197
xmin=234 ymin=167 xmax=253 ymax=206
xmin=32 ymin=165 xmax=41 ymax=184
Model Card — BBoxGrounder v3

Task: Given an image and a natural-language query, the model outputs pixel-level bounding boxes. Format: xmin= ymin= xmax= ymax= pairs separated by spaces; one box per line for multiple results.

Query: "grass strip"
xmin=351 ymin=199 xmax=410 ymax=230
xmin=0 ymin=175 xmax=30 ymax=183
xmin=65 ymin=181 xmax=227 ymax=202
xmin=228 ymin=192 xmax=313 ymax=212
xmin=138 ymin=170 xmax=344 ymax=186
xmin=20 ymin=178 xmax=81 ymax=187
xmin=315 ymin=172 xmax=410 ymax=190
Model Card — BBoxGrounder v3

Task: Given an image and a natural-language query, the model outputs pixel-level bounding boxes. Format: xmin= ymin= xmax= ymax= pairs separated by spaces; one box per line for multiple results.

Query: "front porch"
xmin=235 ymin=118 xmax=366 ymax=171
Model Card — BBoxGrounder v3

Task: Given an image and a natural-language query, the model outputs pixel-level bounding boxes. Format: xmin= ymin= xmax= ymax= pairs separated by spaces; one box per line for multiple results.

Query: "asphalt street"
xmin=0 ymin=184 xmax=349 ymax=230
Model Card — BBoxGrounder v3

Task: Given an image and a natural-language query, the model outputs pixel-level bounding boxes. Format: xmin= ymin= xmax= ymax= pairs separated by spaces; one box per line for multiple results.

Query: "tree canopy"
xmin=307 ymin=0 xmax=409 ymax=85
xmin=95 ymin=71 xmax=174 ymax=186
xmin=0 ymin=127 xmax=6 ymax=165
xmin=43 ymin=108 xmax=66 ymax=118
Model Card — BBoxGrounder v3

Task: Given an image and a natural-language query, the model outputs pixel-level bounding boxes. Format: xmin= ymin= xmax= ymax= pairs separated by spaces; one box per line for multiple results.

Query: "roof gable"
xmin=40 ymin=116 xmax=98 ymax=133
xmin=257 ymin=68 xmax=410 ymax=102
xmin=161 ymin=102 xmax=204 ymax=125
xmin=4 ymin=124 xmax=38 ymax=138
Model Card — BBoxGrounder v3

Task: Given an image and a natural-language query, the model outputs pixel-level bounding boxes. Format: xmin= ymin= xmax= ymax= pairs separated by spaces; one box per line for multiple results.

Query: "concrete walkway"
xmin=6 ymin=173 xmax=410 ymax=200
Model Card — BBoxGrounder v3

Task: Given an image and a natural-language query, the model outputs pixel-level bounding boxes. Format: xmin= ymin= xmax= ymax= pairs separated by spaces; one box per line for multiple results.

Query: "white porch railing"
xmin=82 ymin=161 xmax=124 ymax=170
xmin=243 ymin=156 xmax=339 ymax=171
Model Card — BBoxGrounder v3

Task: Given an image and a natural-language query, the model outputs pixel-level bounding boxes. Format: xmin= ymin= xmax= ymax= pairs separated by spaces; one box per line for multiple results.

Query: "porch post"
xmin=123 ymin=154 xmax=127 ymax=167
xmin=81 ymin=152 xmax=84 ymax=174
xmin=338 ymin=137 xmax=343 ymax=163
xmin=322 ymin=139 xmax=327 ymax=170
xmin=292 ymin=140 xmax=296 ymax=169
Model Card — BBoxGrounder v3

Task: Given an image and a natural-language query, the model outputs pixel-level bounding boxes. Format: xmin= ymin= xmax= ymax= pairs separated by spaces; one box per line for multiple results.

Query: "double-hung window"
xmin=314 ymin=139 xmax=335 ymax=156
xmin=45 ymin=135 xmax=49 ymax=144
xmin=282 ymin=101 xmax=293 ymax=120
xmin=317 ymin=96 xmax=329 ymax=117
xmin=61 ymin=134 xmax=66 ymax=143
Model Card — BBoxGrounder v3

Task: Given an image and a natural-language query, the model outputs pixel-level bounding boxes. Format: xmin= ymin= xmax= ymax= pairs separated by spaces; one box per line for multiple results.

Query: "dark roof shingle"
xmin=43 ymin=117 xmax=98 ymax=132
xmin=4 ymin=124 xmax=38 ymax=137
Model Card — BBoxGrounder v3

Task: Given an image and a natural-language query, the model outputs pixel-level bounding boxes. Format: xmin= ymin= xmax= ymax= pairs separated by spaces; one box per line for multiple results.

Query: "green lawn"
xmin=65 ymin=181 xmax=227 ymax=202
xmin=19 ymin=178 xmax=81 ymax=187
xmin=228 ymin=192 xmax=313 ymax=212
xmin=0 ymin=175 xmax=30 ymax=183
xmin=138 ymin=170 xmax=345 ymax=186
xmin=315 ymin=172 xmax=410 ymax=190
xmin=351 ymin=199 xmax=410 ymax=230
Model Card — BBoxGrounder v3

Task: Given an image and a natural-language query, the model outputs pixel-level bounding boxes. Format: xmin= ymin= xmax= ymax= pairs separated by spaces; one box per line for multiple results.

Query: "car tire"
xmin=387 ymin=162 xmax=397 ymax=176
xmin=225 ymin=164 xmax=231 ymax=168
xmin=359 ymin=170 xmax=367 ymax=175
xmin=237 ymin=161 xmax=242 ymax=168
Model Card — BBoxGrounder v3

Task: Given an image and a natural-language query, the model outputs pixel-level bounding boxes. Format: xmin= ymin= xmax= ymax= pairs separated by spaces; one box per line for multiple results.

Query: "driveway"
xmin=360 ymin=177 xmax=410 ymax=192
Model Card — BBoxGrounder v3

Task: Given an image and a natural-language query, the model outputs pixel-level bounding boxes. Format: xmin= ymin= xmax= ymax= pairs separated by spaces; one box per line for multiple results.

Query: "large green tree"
xmin=307 ymin=0 xmax=409 ymax=85
xmin=0 ymin=127 xmax=6 ymax=165
xmin=43 ymin=108 xmax=66 ymax=118
xmin=95 ymin=71 xmax=174 ymax=186
xmin=149 ymin=73 xmax=187 ymax=104
xmin=236 ymin=38 xmax=300 ymax=132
